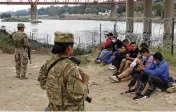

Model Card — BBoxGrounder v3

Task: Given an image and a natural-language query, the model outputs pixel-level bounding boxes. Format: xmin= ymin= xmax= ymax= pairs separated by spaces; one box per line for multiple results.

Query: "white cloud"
xmin=0 ymin=5 xmax=53 ymax=12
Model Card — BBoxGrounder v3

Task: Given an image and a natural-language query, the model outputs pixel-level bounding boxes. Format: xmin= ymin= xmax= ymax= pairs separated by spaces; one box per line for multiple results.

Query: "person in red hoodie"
xmin=102 ymin=33 xmax=113 ymax=49
xmin=95 ymin=33 xmax=113 ymax=63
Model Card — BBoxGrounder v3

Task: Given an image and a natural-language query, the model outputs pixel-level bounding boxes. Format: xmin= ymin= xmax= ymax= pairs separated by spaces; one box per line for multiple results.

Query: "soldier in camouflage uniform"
xmin=38 ymin=32 xmax=90 ymax=111
xmin=12 ymin=23 xmax=29 ymax=79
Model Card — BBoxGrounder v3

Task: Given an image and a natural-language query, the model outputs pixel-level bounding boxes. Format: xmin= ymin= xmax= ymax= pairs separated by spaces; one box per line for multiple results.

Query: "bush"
xmin=73 ymin=45 xmax=92 ymax=56
xmin=1 ymin=45 xmax=14 ymax=54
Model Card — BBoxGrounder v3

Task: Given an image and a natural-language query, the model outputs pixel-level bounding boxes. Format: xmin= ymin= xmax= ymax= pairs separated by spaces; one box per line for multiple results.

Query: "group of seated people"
xmin=95 ymin=33 xmax=175 ymax=100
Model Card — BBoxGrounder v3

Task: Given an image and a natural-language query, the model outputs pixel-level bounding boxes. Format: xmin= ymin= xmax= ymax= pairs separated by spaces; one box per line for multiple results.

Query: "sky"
xmin=0 ymin=5 xmax=50 ymax=12
xmin=0 ymin=0 xmax=125 ymax=12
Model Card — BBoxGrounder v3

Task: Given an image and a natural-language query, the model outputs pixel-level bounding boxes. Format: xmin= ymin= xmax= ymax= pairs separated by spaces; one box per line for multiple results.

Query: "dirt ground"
xmin=0 ymin=51 xmax=176 ymax=111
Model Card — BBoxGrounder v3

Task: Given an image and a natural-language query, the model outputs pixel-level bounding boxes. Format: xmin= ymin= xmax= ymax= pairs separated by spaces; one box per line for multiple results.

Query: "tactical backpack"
xmin=12 ymin=32 xmax=25 ymax=47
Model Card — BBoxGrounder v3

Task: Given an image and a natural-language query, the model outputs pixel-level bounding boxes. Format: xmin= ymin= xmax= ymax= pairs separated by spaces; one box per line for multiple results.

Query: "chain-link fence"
xmin=1 ymin=17 xmax=176 ymax=55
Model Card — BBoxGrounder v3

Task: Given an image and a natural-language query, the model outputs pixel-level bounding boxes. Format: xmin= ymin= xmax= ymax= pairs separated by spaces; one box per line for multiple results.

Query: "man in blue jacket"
xmin=133 ymin=52 xmax=170 ymax=100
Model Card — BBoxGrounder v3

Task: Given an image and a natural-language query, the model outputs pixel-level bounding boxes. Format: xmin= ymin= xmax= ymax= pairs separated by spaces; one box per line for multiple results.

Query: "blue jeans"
xmin=104 ymin=51 xmax=119 ymax=64
xmin=99 ymin=50 xmax=112 ymax=61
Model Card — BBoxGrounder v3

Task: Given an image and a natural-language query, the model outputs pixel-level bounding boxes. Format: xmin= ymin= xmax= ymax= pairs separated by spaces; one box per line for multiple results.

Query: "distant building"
xmin=98 ymin=10 xmax=110 ymax=16
xmin=152 ymin=0 xmax=163 ymax=2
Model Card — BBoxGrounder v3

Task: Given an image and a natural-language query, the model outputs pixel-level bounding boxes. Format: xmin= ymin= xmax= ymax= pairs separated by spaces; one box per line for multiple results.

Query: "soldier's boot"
xmin=20 ymin=72 xmax=28 ymax=80
xmin=20 ymin=72 xmax=28 ymax=79
xmin=20 ymin=76 xmax=28 ymax=80
xmin=16 ymin=74 xmax=20 ymax=78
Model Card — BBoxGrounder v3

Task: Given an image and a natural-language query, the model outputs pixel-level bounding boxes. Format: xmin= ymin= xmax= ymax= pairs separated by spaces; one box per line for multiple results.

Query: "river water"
xmin=0 ymin=19 xmax=173 ymax=46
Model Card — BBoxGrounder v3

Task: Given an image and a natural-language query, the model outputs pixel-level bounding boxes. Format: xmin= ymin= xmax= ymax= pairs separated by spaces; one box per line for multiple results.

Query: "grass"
xmin=0 ymin=36 xmax=14 ymax=53
xmin=1 ymin=17 xmax=30 ymax=22
xmin=0 ymin=36 xmax=13 ymax=46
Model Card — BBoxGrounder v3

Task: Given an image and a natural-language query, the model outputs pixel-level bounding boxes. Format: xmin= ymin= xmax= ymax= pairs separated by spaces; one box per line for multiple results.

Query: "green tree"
xmin=135 ymin=4 xmax=143 ymax=12
xmin=117 ymin=6 xmax=126 ymax=15
xmin=84 ymin=8 xmax=92 ymax=14
xmin=152 ymin=2 xmax=164 ymax=18
xmin=0 ymin=13 xmax=11 ymax=19
xmin=1 ymin=5 xmax=116 ymax=17
xmin=16 ymin=10 xmax=29 ymax=16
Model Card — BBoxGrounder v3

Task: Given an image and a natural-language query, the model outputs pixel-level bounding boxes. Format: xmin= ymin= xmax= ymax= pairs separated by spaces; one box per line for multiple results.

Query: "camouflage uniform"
xmin=38 ymin=32 xmax=89 ymax=111
xmin=12 ymin=23 xmax=29 ymax=79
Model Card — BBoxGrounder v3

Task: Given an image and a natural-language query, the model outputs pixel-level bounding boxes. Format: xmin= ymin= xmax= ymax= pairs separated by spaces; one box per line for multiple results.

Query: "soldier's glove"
xmin=86 ymin=96 xmax=92 ymax=103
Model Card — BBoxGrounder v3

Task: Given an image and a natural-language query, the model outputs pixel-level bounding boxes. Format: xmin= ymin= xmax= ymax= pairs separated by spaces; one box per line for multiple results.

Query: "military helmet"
xmin=54 ymin=31 xmax=74 ymax=43
xmin=17 ymin=23 xmax=25 ymax=28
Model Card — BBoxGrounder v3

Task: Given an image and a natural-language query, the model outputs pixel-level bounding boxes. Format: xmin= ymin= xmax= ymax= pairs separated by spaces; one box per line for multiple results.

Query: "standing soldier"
xmin=12 ymin=23 xmax=29 ymax=79
xmin=38 ymin=32 xmax=90 ymax=111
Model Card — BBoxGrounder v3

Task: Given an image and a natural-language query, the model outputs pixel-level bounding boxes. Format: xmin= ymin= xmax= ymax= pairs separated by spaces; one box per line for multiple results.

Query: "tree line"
xmin=1 ymin=2 xmax=176 ymax=18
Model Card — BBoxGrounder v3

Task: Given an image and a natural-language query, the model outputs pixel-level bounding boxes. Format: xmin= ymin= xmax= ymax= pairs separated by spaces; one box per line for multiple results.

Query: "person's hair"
xmin=122 ymin=39 xmax=129 ymax=44
xmin=153 ymin=52 xmax=163 ymax=61
xmin=121 ymin=45 xmax=125 ymax=48
xmin=140 ymin=47 xmax=150 ymax=54
xmin=109 ymin=33 xmax=113 ymax=36
xmin=130 ymin=42 xmax=136 ymax=45
xmin=112 ymin=36 xmax=117 ymax=39
xmin=106 ymin=34 xmax=110 ymax=36
xmin=121 ymin=45 xmax=127 ymax=50
xmin=18 ymin=27 xmax=24 ymax=30
xmin=140 ymin=43 xmax=148 ymax=49
xmin=51 ymin=42 xmax=74 ymax=54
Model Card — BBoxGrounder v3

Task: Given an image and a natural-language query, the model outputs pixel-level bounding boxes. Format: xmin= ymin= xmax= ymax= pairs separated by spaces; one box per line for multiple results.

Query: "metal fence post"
xmin=100 ymin=23 xmax=101 ymax=44
xmin=32 ymin=33 xmax=33 ymax=42
xmin=171 ymin=18 xmax=175 ymax=56
xmin=79 ymin=37 xmax=80 ymax=45
xmin=92 ymin=33 xmax=94 ymax=48
xmin=47 ymin=34 xmax=49 ymax=48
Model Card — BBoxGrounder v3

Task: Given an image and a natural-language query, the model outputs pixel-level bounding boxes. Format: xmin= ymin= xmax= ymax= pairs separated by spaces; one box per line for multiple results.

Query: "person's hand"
xmin=126 ymin=54 xmax=130 ymax=59
xmin=111 ymin=55 xmax=115 ymax=59
xmin=137 ymin=65 xmax=145 ymax=71
xmin=136 ymin=59 xmax=141 ymax=64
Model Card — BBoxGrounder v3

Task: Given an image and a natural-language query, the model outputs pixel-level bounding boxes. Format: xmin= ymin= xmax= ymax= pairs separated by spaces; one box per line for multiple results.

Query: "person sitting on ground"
xmin=122 ymin=39 xmax=132 ymax=51
xmin=102 ymin=33 xmax=113 ymax=49
xmin=96 ymin=35 xmax=122 ymax=64
xmin=132 ymin=52 xmax=170 ymax=100
xmin=114 ymin=42 xmax=148 ymax=72
xmin=114 ymin=42 xmax=139 ymax=75
xmin=109 ymin=47 xmax=153 ymax=83
xmin=124 ymin=47 xmax=154 ymax=92
xmin=109 ymin=45 xmax=127 ymax=70
xmin=95 ymin=33 xmax=114 ymax=63
xmin=107 ymin=39 xmax=131 ymax=70
xmin=104 ymin=35 xmax=124 ymax=66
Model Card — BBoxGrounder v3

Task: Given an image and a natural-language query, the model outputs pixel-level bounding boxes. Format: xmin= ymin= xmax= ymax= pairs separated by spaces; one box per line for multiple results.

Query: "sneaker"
xmin=95 ymin=59 xmax=101 ymax=64
xmin=166 ymin=87 xmax=176 ymax=93
xmin=20 ymin=76 xmax=28 ymax=80
xmin=125 ymin=89 xmax=136 ymax=94
xmin=173 ymin=77 xmax=176 ymax=82
xmin=109 ymin=65 xmax=116 ymax=70
xmin=109 ymin=76 xmax=121 ymax=83
xmin=133 ymin=94 xmax=147 ymax=100
xmin=16 ymin=75 xmax=20 ymax=78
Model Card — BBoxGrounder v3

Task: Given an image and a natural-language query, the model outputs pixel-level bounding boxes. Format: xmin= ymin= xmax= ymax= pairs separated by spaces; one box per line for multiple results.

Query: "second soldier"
xmin=12 ymin=23 xmax=29 ymax=79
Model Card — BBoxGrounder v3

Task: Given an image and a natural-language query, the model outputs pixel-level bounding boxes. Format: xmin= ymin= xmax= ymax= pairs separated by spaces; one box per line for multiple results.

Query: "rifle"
xmin=27 ymin=47 xmax=31 ymax=64
xmin=69 ymin=57 xmax=92 ymax=103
